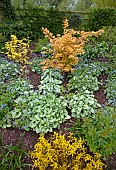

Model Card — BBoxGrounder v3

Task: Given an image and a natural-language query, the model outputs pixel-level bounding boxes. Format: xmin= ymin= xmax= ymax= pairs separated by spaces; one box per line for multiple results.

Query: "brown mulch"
xmin=26 ymin=65 xmax=41 ymax=90
xmin=94 ymin=74 xmax=108 ymax=105
xmin=0 ymin=52 xmax=116 ymax=170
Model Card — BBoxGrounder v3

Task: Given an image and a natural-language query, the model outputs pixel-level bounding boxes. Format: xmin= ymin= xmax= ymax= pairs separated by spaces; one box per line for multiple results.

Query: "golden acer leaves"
xmin=40 ymin=19 xmax=104 ymax=72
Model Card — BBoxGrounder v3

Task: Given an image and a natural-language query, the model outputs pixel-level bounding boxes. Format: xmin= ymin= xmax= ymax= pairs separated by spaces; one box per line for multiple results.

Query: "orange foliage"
xmin=40 ymin=19 xmax=104 ymax=72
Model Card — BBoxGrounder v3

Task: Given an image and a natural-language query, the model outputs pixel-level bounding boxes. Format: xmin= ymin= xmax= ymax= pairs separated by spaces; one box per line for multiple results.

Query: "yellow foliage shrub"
xmin=4 ymin=35 xmax=31 ymax=64
xmin=40 ymin=19 xmax=104 ymax=72
xmin=30 ymin=132 xmax=104 ymax=170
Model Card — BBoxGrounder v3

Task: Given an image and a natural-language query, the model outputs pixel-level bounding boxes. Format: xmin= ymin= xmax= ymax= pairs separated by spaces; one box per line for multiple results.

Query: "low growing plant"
xmin=74 ymin=60 xmax=110 ymax=77
xmin=82 ymin=41 xmax=109 ymax=60
xmin=30 ymin=132 xmax=104 ymax=170
xmin=34 ymin=37 xmax=48 ymax=53
xmin=86 ymin=61 xmax=110 ymax=75
xmin=67 ymin=60 xmax=110 ymax=93
xmin=71 ymin=108 xmax=116 ymax=158
xmin=0 ymin=58 xmax=19 ymax=84
xmin=105 ymin=71 xmax=116 ymax=106
xmin=39 ymin=68 xmax=63 ymax=95
xmin=0 ymin=133 xmax=31 ymax=170
xmin=68 ymin=73 xmax=99 ymax=93
xmin=41 ymin=43 xmax=53 ymax=59
xmin=67 ymin=90 xmax=101 ymax=118
xmin=30 ymin=58 xmax=45 ymax=74
xmin=0 ymin=78 xmax=33 ymax=128
xmin=96 ymin=26 xmax=116 ymax=50
xmin=6 ymin=77 xmax=33 ymax=96
xmin=0 ymin=84 xmax=15 ymax=124
xmin=9 ymin=92 xmax=69 ymax=134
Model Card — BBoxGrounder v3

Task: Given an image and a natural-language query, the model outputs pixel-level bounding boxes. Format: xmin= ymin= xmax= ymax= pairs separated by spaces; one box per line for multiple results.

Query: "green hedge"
xmin=3 ymin=0 xmax=16 ymax=20
xmin=0 ymin=7 xmax=84 ymax=46
xmin=0 ymin=8 xmax=65 ymax=43
xmin=85 ymin=8 xmax=116 ymax=31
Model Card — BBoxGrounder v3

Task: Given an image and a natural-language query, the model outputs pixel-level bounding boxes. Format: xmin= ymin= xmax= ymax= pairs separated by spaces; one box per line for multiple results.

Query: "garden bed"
xmin=0 ymin=24 xmax=116 ymax=169
xmin=0 ymin=51 xmax=116 ymax=169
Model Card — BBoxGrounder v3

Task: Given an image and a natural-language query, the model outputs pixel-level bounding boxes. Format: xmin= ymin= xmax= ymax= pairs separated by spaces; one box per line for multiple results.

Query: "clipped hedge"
xmin=0 ymin=7 xmax=65 ymax=42
xmin=2 ymin=0 xmax=16 ymax=20
xmin=86 ymin=8 xmax=116 ymax=31
xmin=0 ymin=7 xmax=84 ymax=44
xmin=67 ymin=13 xmax=83 ymax=30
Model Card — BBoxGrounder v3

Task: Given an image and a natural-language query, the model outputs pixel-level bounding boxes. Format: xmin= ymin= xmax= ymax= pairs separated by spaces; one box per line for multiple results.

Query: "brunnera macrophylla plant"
xmin=40 ymin=19 xmax=104 ymax=72
xmin=3 ymin=35 xmax=32 ymax=64
xmin=30 ymin=132 xmax=104 ymax=170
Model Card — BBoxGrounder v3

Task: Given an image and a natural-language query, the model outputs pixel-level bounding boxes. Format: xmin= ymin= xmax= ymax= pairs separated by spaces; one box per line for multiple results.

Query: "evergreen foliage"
xmin=86 ymin=8 xmax=116 ymax=31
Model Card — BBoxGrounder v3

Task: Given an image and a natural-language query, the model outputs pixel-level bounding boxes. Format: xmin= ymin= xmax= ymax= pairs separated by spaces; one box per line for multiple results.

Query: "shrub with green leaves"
xmin=86 ymin=8 xmax=116 ymax=31
xmin=107 ymin=47 xmax=116 ymax=71
xmin=2 ymin=0 xmax=16 ymax=21
xmin=96 ymin=26 xmax=116 ymax=47
xmin=8 ymin=92 xmax=69 ymax=134
xmin=92 ymin=26 xmax=116 ymax=69
xmin=68 ymin=13 xmax=83 ymax=30
xmin=0 ymin=34 xmax=5 ymax=52
xmin=0 ymin=7 xmax=65 ymax=42
xmin=34 ymin=37 xmax=48 ymax=53
xmin=67 ymin=90 xmax=101 ymax=118
xmin=0 ymin=19 xmax=33 ymax=46
xmin=39 ymin=68 xmax=63 ymax=95
xmin=0 ymin=58 xmax=19 ymax=84
xmin=71 ymin=107 xmax=116 ymax=158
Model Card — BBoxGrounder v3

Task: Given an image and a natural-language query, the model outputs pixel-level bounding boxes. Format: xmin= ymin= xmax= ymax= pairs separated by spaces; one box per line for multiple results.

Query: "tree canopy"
xmin=11 ymin=0 xmax=116 ymax=10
